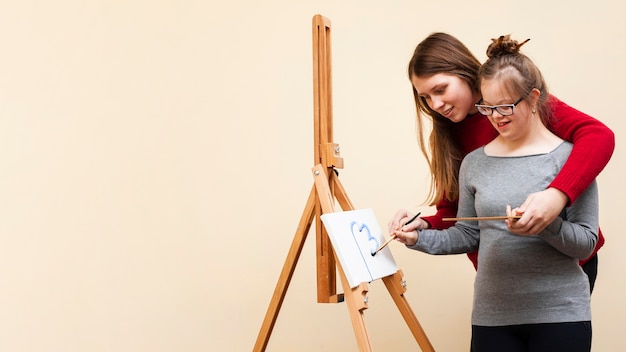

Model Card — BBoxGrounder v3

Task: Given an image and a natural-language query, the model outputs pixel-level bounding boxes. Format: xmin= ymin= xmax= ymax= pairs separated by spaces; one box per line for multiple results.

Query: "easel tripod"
xmin=253 ymin=15 xmax=434 ymax=352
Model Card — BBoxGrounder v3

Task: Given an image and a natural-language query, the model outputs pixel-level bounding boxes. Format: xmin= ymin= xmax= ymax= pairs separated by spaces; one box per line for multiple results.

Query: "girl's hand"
xmin=393 ymin=228 xmax=419 ymax=247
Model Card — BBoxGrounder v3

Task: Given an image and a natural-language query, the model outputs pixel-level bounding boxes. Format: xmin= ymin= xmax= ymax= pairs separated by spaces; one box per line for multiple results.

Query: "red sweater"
xmin=422 ymin=95 xmax=614 ymax=268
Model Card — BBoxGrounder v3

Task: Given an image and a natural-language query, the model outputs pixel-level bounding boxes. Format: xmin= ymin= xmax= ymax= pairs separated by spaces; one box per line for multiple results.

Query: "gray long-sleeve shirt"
xmin=409 ymin=142 xmax=598 ymax=326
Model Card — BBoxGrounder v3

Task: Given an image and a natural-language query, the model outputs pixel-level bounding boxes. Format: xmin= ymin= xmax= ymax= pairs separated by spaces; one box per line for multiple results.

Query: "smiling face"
xmin=479 ymin=78 xmax=535 ymax=141
xmin=411 ymin=73 xmax=479 ymax=123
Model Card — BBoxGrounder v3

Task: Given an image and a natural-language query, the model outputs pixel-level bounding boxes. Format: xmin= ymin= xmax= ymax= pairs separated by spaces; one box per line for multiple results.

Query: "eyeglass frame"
xmin=475 ymin=95 xmax=525 ymax=116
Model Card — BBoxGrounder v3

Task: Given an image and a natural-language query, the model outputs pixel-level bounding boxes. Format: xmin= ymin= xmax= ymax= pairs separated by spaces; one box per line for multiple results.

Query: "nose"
xmin=491 ymin=109 xmax=505 ymax=119
xmin=430 ymin=96 xmax=445 ymax=110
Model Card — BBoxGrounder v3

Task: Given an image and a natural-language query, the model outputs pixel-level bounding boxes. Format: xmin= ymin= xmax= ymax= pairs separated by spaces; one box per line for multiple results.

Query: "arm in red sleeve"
xmin=548 ymin=96 xmax=615 ymax=205
xmin=421 ymin=194 xmax=458 ymax=230
xmin=421 ymin=194 xmax=479 ymax=269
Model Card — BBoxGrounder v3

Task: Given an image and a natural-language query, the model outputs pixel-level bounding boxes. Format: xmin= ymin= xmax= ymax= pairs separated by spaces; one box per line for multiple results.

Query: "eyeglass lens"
xmin=476 ymin=105 xmax=515 ymax=116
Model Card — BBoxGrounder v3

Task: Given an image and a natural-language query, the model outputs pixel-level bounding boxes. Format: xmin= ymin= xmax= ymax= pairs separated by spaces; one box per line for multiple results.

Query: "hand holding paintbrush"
xmin=372 ymin=212 xmax=421 ymax=256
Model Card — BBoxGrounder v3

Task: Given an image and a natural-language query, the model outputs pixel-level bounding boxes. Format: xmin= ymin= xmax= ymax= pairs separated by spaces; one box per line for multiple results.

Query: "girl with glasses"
xmin=388 ymin=32 xmax=612 ymax=293
xmin=391 ymin=34 xmax=598 ymax=352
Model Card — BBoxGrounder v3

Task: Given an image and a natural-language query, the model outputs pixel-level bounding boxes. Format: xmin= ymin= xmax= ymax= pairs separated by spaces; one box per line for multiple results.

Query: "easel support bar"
xmin=383 ymin=272 xmax=436 ymax=352
xmin=253 ymin=186 xmax=317 ymax=351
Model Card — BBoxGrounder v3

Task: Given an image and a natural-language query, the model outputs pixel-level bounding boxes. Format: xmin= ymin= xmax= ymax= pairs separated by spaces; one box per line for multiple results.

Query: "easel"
xmin=253 ymin=15 xmax=435 ymax=352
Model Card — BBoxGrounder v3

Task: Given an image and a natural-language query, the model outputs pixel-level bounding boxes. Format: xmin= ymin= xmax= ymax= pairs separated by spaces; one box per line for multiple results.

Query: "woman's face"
xmin=479 ymin=79 xmax=534 ymax=141
xmin=411 ymin=73 xmax=479 ymax=123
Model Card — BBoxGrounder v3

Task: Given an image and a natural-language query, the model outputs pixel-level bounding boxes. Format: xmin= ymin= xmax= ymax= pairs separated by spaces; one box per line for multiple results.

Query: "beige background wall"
xmin=0 ymin=1 xmax=622 ymax=351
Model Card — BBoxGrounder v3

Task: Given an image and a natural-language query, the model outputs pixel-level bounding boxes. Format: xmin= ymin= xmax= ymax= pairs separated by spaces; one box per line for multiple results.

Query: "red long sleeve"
xmin=421 ymin=96 xmax=613 ymax=268
xmin=547 ymin=96 xmax=615 ymax=205
xmin=421 ymin=196 xmax=457 ymax=230
xmin=546 ymin=96 xmax=613 ymax=264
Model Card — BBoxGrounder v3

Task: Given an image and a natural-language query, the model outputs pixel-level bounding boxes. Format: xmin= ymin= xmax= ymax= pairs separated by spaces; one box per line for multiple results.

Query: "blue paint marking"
xmin=350 ymin=221 xmax=377 ymax=281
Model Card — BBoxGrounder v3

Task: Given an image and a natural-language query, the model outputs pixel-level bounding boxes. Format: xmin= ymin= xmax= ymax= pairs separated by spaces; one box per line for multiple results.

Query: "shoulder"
xmin=553 ymin=140 xmax=573 ymax=153
xmin=464 ymin=147 xmax=486 ymax=161
xmin=549 ymin=94 xmax=593 ymax=120
xmin=460 ymin=147 xmax=487 ymax=171
xmin=548 ymin=141 xmax=574 ymax=163
xmin=546 ymin=94 xmax=614 ymax=141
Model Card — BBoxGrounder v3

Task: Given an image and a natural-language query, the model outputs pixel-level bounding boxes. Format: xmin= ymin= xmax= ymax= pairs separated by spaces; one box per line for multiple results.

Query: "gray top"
xmin=409 ymin=142 xmax=598 ymax=326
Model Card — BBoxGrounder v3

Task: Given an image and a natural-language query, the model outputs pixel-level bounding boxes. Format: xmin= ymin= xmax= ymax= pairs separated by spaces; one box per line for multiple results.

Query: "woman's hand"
xmin=387 ymin=209 xmax=428 ymax=246
xmin=388 ymin=209 xmax=410 ymax=233
xmin=506 ymin=188 xmax=568 ymax=235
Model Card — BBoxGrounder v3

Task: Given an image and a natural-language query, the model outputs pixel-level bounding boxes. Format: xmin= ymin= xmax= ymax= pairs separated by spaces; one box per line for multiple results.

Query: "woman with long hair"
xmin=389 ymin=33 xmax=613 ymax=291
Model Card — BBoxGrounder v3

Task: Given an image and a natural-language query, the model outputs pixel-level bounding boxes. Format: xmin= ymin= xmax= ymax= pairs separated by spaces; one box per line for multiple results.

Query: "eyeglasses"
xmin=475 ymin=96 xmax=525 ymax=116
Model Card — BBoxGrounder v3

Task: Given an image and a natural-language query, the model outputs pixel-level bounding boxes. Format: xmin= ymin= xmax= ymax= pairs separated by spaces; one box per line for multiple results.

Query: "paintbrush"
xmin=443 ymin=215 xmax=521 ymax=221
xmin=444 ymin=204 xmax=521 ymax=221
xmin=372 ymin=212 xmax=421 ymax=256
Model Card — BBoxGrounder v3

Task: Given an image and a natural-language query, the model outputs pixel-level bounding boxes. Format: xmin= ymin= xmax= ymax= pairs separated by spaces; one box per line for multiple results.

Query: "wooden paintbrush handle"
xmin=443 ymin=215 xmax=522 ymax=221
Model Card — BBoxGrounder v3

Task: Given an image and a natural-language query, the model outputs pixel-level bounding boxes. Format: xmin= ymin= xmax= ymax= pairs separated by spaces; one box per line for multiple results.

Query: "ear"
xmin=528 ymin=87 xmax=541 ymax=106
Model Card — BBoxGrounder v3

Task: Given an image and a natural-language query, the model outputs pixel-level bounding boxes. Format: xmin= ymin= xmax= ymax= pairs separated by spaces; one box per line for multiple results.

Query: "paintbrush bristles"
xmin=372 ymin=234 xmax=396 ymax=256
xmin=373 ymin=211 xmax=422 ymax=256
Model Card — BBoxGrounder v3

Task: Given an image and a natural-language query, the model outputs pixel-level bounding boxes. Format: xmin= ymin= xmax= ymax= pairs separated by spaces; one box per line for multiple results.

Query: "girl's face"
xmin=411 ymin=73 xmax=479 ymax=123
xmin=479 ymin=79 xmax=533 ymax=141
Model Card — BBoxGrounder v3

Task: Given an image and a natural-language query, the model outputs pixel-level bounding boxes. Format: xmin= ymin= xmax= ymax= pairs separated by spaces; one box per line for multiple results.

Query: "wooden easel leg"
xmin=313 ymin=164 xmax=373 ymax=350
xmin=337 ymin=263 xmax=373 ymax=351
xmin=382 ymin=270 xmax=436 ymax=352
xmin=253 ymin=185 xmax=317 ymax=352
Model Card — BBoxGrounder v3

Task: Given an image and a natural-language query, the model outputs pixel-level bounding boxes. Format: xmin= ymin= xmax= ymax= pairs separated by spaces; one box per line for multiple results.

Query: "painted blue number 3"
xmin=350 ymin=221 xmax=379 ymax=255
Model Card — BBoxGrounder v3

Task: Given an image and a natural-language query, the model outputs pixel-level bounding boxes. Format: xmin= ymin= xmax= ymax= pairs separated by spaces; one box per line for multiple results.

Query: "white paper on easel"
xmin=320 ymin=208 xmax=398 ymax=288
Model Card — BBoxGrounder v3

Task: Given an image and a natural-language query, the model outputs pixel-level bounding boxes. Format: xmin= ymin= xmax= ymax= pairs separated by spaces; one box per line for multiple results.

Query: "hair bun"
xmin=486 ymin=35 xmax=530 ymax=58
